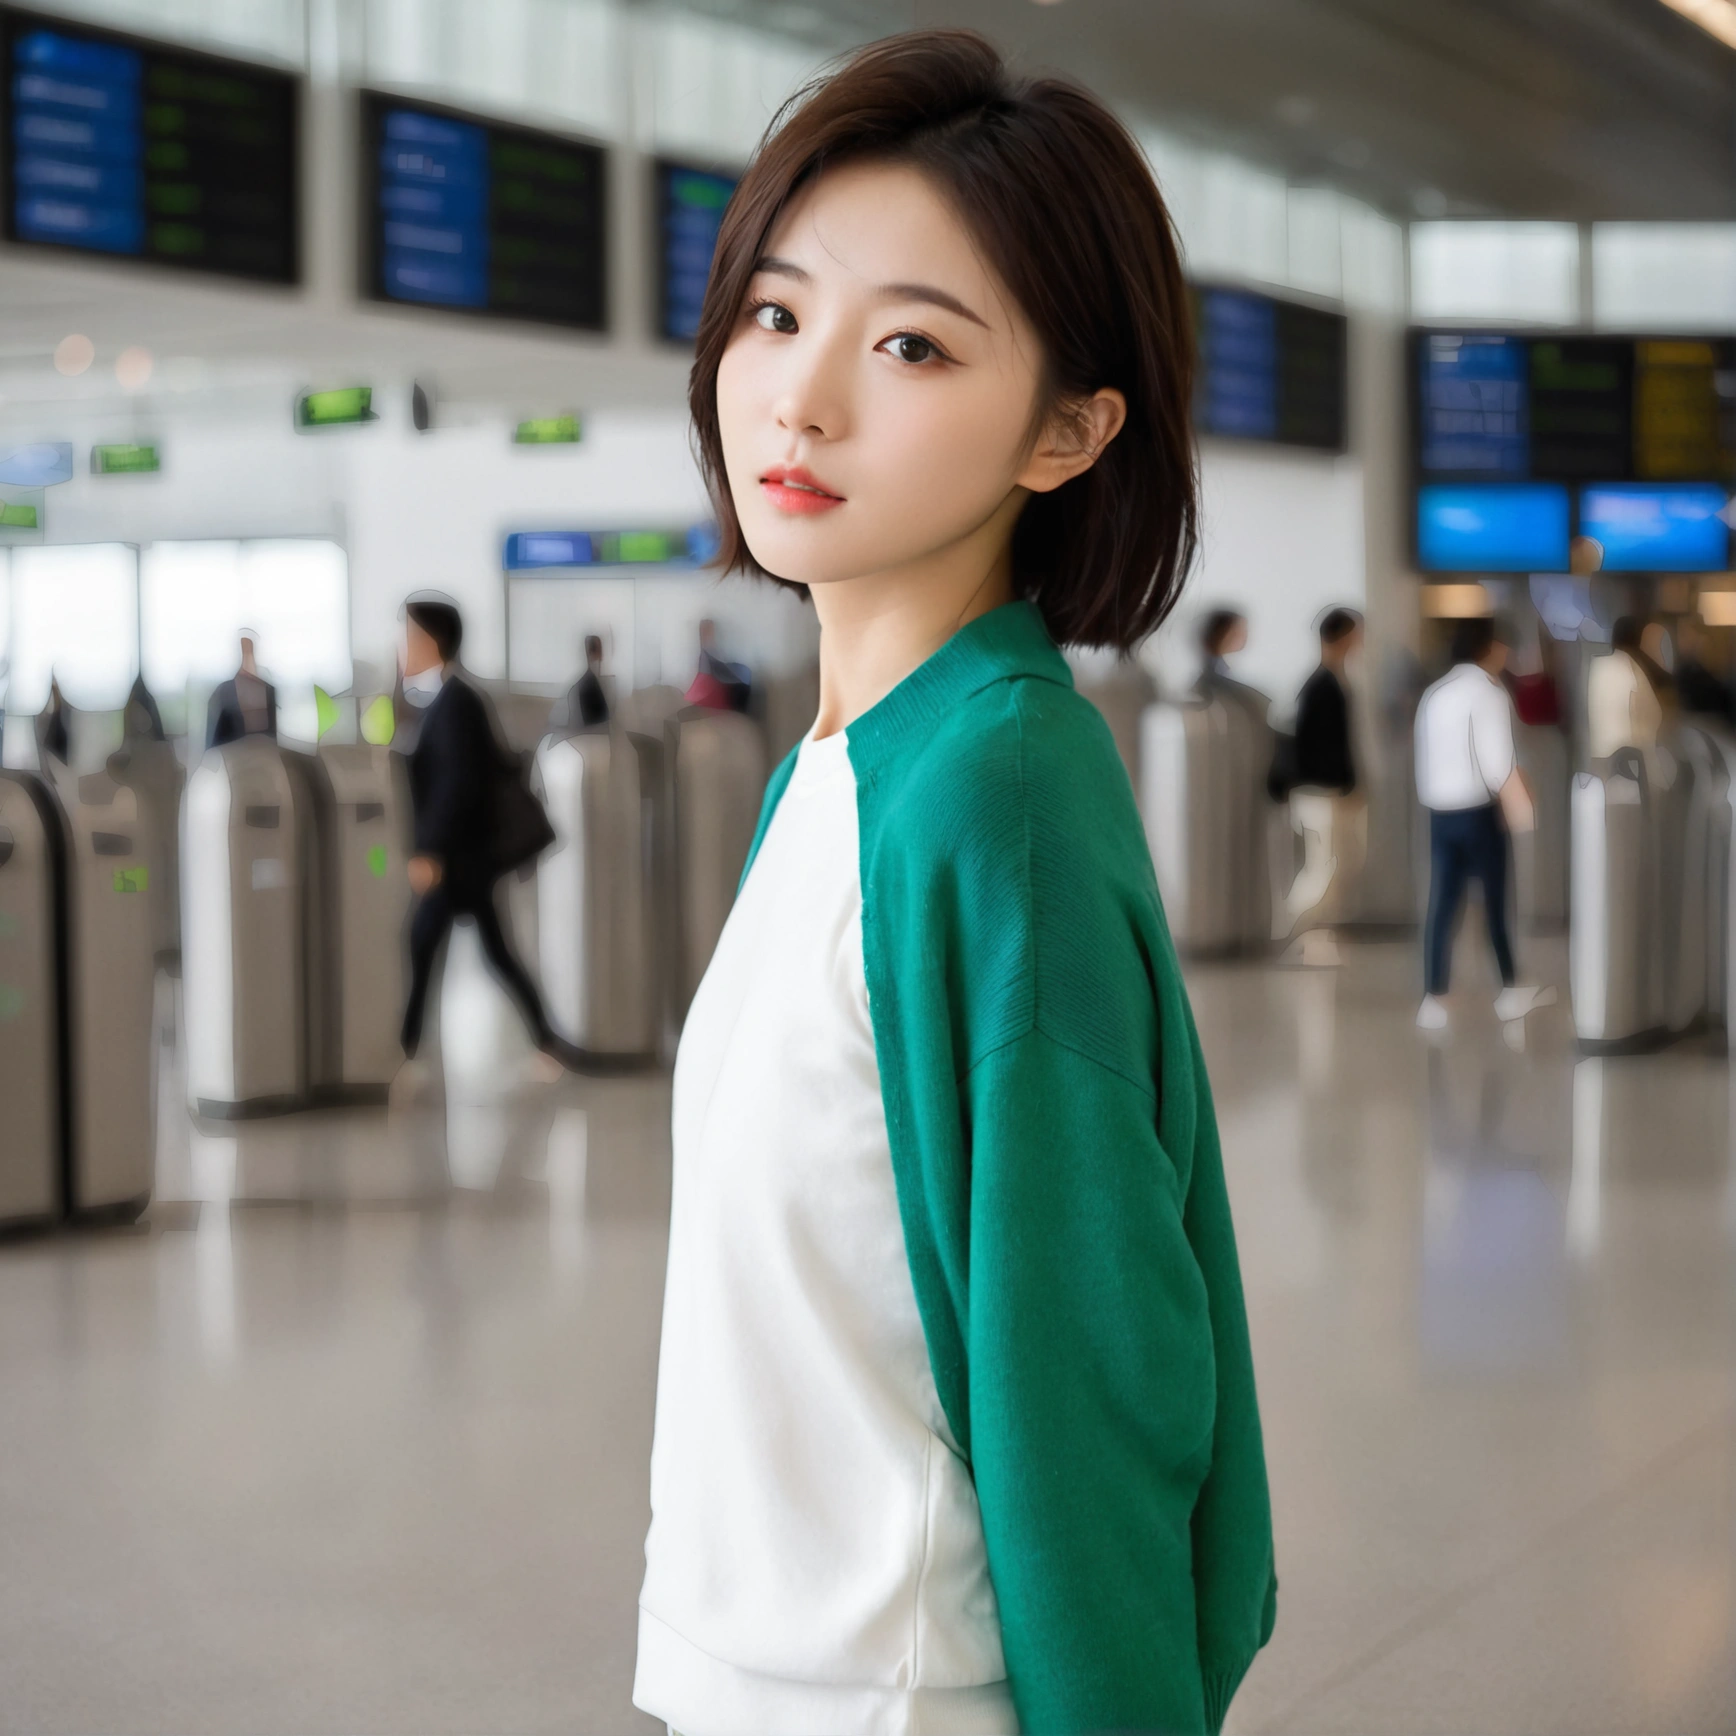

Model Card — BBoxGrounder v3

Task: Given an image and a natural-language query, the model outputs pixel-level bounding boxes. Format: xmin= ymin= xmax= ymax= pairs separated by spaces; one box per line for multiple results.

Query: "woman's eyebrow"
xmin=752 ymin=256 xmax=988 ymax=330
xmin=875 ymin=282 xmax=988 ymax=329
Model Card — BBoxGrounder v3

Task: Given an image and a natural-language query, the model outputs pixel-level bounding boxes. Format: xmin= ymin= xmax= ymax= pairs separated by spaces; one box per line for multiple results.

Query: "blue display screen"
xmin=1418 ymin=334 xmax=1527 ymax=476
xmin=3 ymin=16 xmax=297 ymax=281
xmin=377 ymin=107 xmax=488 ymax=308
xmin=11 ymin=26 xmax=143 ymax=253
xmin=1579 ymin=483 xmax=1730 ymax=572
xmin=658 ymin=161 xmax=735 ymax=343
xmin=1416 ymin=483 xmax=1571 ymax=572
xmin=1198 ymin=289 xmax=1277 ymax=441
xmin=365 ymin=93 xmax=606 ymax=331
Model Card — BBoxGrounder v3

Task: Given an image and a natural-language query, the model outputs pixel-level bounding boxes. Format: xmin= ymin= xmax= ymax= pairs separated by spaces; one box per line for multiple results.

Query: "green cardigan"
xmin=742 ymin=601 xmax=1277 ymax=1735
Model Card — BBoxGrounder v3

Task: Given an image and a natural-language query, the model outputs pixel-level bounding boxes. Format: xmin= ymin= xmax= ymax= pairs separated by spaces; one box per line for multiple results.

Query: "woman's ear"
xmin=1016 ymin=387 xmax=1128 ymax=495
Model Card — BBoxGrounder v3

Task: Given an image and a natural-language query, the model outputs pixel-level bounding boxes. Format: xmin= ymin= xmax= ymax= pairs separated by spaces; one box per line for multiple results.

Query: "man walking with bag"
xmin=395 ymin=596 xmax=580 ymax=1091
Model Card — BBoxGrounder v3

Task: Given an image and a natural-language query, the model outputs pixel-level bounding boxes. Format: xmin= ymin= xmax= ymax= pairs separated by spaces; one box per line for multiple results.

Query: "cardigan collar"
xmin=845 ymin=600 xmax=1073 ymax=776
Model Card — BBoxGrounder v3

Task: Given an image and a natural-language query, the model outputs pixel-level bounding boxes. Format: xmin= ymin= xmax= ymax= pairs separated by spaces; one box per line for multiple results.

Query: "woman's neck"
xmin=807 ymin=506 xmax=1020 ymax=739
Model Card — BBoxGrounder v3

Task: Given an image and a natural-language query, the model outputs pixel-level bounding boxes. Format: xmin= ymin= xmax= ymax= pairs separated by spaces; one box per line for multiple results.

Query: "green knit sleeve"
xmin=966 ymin=1027 xmax=1266 ymax=1735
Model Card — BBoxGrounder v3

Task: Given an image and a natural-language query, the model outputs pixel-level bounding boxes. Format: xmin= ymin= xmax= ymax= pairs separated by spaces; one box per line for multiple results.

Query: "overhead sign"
xmin=1192 ymin=284 xmax=1347 ymax=453
xmin=362 ymin=91 xmax=606 ymax=333
xmin=0 ymin=7 xmax=298 ymax=284
xmin=513 ymin=415 xmax=581 ymax=445
xmin=91 ymin=442 xmax=159 ymax=474
xmin=0 ymin=442 xmax=73 ymax=486
xmin=295 ymin=387 xmax=374 ymax=429
xmin=503 ymin=525 xmax=719 ymax=571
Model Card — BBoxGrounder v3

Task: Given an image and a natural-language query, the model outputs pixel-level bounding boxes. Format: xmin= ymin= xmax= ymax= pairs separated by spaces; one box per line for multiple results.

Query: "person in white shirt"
xmin=1414 ymin=615 xmax=1554 ymax=1032
xmin=1586 ymin=615 xmax=1664 ymax=766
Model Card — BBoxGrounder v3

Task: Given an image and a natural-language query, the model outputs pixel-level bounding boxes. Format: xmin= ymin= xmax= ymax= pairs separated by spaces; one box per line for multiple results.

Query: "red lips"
xmin=760 ymin=464 xmax=845 ymax=515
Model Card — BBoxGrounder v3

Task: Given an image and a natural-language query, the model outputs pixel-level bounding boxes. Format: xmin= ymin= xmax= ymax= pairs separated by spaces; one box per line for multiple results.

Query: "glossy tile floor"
xmin=3 ymin=925 xmax=1733 ymax=1734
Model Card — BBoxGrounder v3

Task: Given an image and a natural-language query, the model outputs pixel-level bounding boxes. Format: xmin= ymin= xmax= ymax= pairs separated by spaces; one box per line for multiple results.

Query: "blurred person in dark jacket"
xmin=555 ymin=633 xmax=610 ymax=731
xmin=206 ymin=631 xmax=277 ymax=748
xmin=1674 ymin=616 xmax=1732 ymax=721
xmin=1195 ymin=607 xmax=1246 ymax=693
xmin=1283 ymin=607 xmax=1364 ymax=965
xmin=686 ymin=617 xmax=751 ymax=712
xmin=122 ymin=673 xmax=165 ymax=742
xmin=37 ymin=674 xmax=69 ymax=765
xmin=395 ymin=597 xmax=579 ymax=1096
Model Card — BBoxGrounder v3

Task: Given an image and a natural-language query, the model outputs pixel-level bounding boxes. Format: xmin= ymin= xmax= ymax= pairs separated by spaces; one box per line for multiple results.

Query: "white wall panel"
xmin=1592 ymin=224 xmax=1736 ymax=330
xmin=1410 ymin=222 xmax=1580 ymax=325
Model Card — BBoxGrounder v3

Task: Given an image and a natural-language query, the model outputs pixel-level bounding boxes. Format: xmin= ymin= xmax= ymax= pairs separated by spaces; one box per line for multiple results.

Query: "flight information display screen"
xmin=1194 ymin=285 xmax=1347 ymax=452
xmin=1579 ymin=483 xmax=1730 ymax=572
xmin=1416 ymin=483 xmax=1572 ymax=573
xmin=1 ymin=7 xmax=298 ymax=282
xmin=362 ymin=91 xmax=606 ymax=331
xmin=1413 ymin=328 xmax=1736 ymax=485
xmin=657 ymin=159 xmax=735 ymax=343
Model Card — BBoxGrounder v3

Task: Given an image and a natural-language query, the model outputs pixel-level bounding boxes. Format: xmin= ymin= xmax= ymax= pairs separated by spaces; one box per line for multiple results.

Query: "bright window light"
xmin=242 ymin=540 xmax=352 ymax=693
xmin=142 ymin=539 xmax=351 ymax=699
xmin=141 ymin=540 xmax=245 ymax=696
xmin=9 ymin=543 xmax=138 ymax=712
xmin=1592 ymin=224 xmax=1736 ymax=329
xmin=1410 ymin=222 xmax=1581 ymax=325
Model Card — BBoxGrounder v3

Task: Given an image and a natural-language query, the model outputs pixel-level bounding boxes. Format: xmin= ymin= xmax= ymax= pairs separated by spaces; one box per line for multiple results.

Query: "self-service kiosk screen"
xmin=1416 ymin=483 xmax=1571 ymax=573
xmin=1579 ymin=482 xmax=1730 ymax=572
xmin=657 ymin=159 xmax=736 ymax=343
xmin=362 ymin=91 xmax=606 ymax=332
xmin=1 ymin=7 xmax=298 ymax=283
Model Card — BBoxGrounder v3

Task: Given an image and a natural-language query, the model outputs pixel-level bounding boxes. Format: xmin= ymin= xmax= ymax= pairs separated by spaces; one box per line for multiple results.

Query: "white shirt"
xmin=1586 ymin=648 xmax=1662 ymax=763
xmin=1415 ymin=662 xmax=1517 ymax=811
xmin=635 ymin=728 xmax=1013 ymax=1736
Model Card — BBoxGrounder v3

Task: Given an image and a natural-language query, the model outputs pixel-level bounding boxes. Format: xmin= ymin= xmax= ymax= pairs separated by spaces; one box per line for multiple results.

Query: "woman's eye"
xmin=753 ymin=302 xmax=798 ymax=334
xmin=884 ymin=333 xmax=937 ymax=365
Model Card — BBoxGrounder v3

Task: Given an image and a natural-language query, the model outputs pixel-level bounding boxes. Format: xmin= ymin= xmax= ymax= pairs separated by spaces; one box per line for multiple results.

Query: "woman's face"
xmin=715 ymin=159 xmax=1053 ymax=591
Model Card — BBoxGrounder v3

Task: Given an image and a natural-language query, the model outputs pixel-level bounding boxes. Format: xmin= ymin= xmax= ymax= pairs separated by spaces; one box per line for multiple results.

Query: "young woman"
xmin=636 ymin=30 xmax=1275 ymax=1736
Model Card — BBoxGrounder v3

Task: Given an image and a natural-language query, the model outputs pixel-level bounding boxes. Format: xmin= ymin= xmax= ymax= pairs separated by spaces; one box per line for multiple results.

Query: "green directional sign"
xmin=113 ymin=865 xmax=149 ymax=894
xmin=514 ymin=415 xmax=582 ymax=445
xmin=367 ymin=844 xmax=389 ymax=879
xmin=360 ymin=694 xmax=396 ymax=747
xmin=296 ymin=387 xmax=374 ymax=429
xmin=0 ymin=502 xmax=39 ymax=529
xmin=92 ymin=444 xmax=161 ymax=474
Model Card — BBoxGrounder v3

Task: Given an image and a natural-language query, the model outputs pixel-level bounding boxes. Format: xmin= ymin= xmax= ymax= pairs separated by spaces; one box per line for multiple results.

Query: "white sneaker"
xmin=1494 ymin=984 xmax=1556 ymax=1023
xmin=1415 ymin=994 xmax=1450 ymax=1031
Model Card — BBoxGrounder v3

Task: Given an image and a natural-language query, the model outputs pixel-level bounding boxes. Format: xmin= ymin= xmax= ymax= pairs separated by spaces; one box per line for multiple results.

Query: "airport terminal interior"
xmin=4 ymin=1 xmax=1736 ymax=1731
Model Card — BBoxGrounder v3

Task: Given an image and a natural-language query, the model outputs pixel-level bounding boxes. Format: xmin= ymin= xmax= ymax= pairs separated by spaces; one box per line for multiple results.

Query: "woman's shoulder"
xmin=886 ymin=668 xmax=1138 ymax=837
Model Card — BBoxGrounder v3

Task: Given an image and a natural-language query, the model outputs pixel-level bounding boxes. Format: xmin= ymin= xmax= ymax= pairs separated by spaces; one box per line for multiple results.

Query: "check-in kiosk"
xmin=667 ymin=709 xmax=768 ymax=1016
xmin=314 ymin=744 xmax=410 ymax=1094
xmin=183 ymin=740 xmax=309 ymax=1115
xmin=1571 ymin=751 xmax=1658 ymax=1050
xmin=537 ymin=730 xmax=658 ymax=1056
xmin=0 ymin=773 xmax=65 ymax=1227
xmin=60 ymin=773 xmax=156 ymax=1216
xmin=1140 ymin=690 xmax=1273 ymax=956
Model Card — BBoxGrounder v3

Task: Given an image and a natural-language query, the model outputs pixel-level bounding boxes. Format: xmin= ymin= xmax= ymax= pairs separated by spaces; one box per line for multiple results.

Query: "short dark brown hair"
xmin=1319 ymin=607 xmax=1362 ymax=646
xmin=1450 ymin=615 xmax=1495 ymax=665
xmin=1200 ymin=608 xmax=1246 ymax=656
xmin=689 ymin=29 xmax=1198 ymax=652
xmin=405 ymin=597 xmax=462 ymax=663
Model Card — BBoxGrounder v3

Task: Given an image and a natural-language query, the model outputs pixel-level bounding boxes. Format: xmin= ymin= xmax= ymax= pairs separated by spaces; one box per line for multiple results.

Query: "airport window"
xmin=7 ymin=542 xmax=139 ymax=712
xmin=1592 ymin=224 xmax=1736 ymax=331
xmin=37 ymin=0 xmax=306 ymax=64
xmin=141 ymin=538 xmax=350 ymax=700
xmin=364 ymin=0 xmax=618 ymax=136
xmin=1410 ymin=221 xmax=1581 ymax=326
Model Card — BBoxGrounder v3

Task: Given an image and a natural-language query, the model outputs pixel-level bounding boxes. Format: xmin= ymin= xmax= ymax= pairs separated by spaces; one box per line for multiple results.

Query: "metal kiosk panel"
xmin=0 ymin=773 xmax=65 ymax=1226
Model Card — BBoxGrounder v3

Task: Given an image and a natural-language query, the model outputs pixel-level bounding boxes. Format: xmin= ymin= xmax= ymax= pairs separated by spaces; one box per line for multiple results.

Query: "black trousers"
xmin=401 ymin=876 xmax=552 ymax=1057
xmin=1424 ymin=803 xmax=1516 ymax=996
